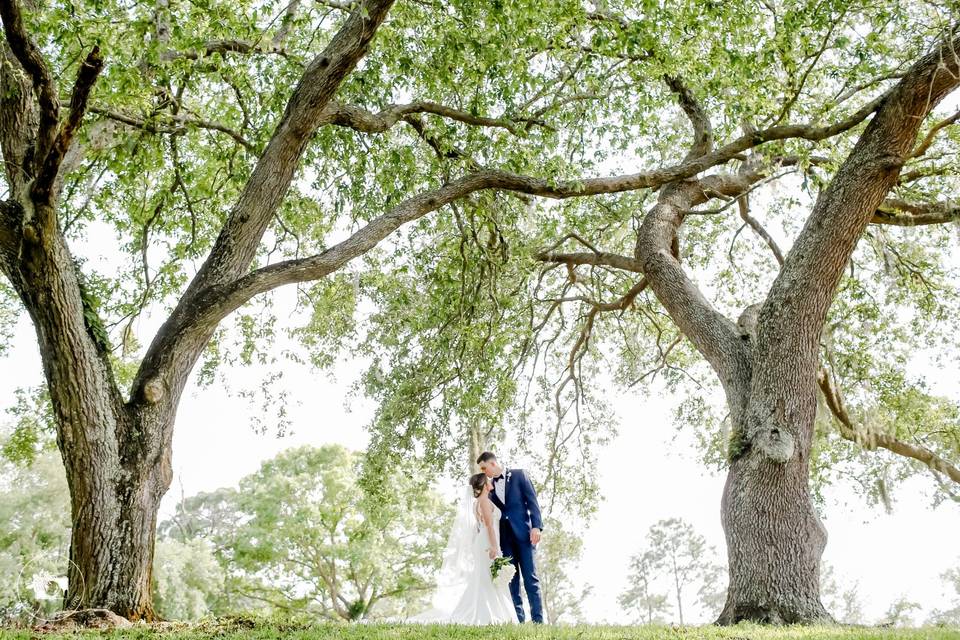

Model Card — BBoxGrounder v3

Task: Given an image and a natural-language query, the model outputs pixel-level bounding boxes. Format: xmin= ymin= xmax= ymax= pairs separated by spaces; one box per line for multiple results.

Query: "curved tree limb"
xmin=134 ymin=0 xmax=397 ymax=402
xmin=0 ymin=0 xmax=58 ymax=175
xmin=322 ymin=100 xmax=547 ymax=136
xmin=871 ymin=198 xmax=960 ymax=226
xmin=817 ymin=369 xmax=960 ymax=486
xmin=664 ymin=75 xmax=713 ymax=160
xmin=634 ymin=176 xmax=756 ymax=413
xmin=180 ymin=166 xmax=770 ymax=333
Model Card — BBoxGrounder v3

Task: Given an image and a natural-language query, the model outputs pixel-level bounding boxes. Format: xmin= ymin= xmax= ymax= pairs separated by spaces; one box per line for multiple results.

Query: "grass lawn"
xmin=2 ymin=615 xmax=960 ymax=640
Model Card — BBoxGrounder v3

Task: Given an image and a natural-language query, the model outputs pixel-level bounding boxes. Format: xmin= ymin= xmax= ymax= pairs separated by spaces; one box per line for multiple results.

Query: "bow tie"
xmin=493 ymin=474 xmax=504 ymax=482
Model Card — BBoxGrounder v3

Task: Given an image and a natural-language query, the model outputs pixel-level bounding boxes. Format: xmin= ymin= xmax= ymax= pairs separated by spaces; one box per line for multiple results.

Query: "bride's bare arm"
xmin=479 ymin=498 xmax=499 ymax=558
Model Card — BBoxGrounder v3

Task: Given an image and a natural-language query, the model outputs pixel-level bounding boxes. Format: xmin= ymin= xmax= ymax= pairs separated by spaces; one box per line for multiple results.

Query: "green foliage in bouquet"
xmin=490 ymin=556 xmax=514 ymax=580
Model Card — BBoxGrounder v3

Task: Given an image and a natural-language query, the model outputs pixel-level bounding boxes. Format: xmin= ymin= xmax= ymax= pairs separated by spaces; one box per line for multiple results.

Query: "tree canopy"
xmin=1 ymin=0 xmax=957 ymax=517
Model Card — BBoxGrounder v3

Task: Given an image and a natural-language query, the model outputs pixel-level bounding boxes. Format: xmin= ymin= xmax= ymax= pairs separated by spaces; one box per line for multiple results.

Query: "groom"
xmin=477 ymin=451 xmax=544 ymax=624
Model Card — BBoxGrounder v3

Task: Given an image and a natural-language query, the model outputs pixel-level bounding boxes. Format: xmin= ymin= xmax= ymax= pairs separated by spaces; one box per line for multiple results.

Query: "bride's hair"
xmin=469 ymin=473 xmax=488 ymax=498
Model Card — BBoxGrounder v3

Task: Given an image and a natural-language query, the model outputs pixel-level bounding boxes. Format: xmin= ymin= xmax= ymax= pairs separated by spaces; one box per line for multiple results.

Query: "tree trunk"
xmin=672 ymin=558 xmax=684 ymax=625
xmin=467 ymin=424 xmax=481 ymax=475
xmin=61 ymin=408 xmax=173 ymax=621
xmin=717 ymin=385 xmax=830 ymax=624
xmin=3 ymin=200 xmax=174 ymax=621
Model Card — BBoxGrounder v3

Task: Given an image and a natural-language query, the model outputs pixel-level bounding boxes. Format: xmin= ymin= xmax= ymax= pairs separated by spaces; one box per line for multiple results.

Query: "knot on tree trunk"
xmin=142 ymin=377 xmax=165 ymax=404
xmin=753 ymin=426 xmax=795 ymax=463
xmin=736 ymin=303 xmax=762 ymax=341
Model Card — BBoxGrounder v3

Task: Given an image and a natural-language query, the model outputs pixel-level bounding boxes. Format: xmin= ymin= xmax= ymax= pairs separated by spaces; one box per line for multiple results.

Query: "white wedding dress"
xmin=409 ymin=490 xmax=517 ymax=625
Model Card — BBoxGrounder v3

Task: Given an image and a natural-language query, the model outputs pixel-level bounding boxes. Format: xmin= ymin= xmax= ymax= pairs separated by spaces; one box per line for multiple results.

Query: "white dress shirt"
xmin=494 ymin=471 xmax=506 ymax=504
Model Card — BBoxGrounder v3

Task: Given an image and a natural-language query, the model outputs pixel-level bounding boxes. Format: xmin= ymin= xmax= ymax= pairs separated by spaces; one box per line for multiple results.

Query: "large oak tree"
xmin=353 ymin=1 xmax=960 ymax=626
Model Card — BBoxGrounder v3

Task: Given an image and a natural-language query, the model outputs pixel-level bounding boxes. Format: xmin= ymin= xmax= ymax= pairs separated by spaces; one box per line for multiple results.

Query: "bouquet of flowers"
xmin=490 ymin=556 xmax=515 ymax=588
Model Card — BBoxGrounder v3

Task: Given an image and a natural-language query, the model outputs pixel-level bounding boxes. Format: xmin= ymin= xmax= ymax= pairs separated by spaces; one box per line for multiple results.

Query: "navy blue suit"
xmin=488 ymin=468 xmax=544 ymax=623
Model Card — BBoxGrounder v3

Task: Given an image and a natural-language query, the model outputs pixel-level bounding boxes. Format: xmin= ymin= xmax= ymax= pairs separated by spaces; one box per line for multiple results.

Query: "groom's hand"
xmin=530 ymin=528 xmax=541 ymax=545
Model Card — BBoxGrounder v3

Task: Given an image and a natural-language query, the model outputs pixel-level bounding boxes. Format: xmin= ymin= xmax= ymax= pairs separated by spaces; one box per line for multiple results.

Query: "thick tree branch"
xmin=871 ymin=198 xmax=960 ymax=226
xmin=756 ymin=29 xmax=960 ymax=375
xmin=32 ymin=46 xmax=104 ymax=205
xmin=321 ymin=100 xmax=546 ymax=136
xmin=0 ymin=0 xmax=58 ymax=174
xmin=0 ymin=48 xmax=36 ymax=194
xmin=817 ymin=370 xmax=960 ymax=486
xmin=664 ymin=75 xmax=713 ymax=160
xmin=133 ymin=0 xmax=396 ymax=402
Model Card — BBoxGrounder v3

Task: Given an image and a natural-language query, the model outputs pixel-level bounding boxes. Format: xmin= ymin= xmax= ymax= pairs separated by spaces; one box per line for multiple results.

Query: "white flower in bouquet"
xmin=490 ymin=556 xmax=515 ymax=588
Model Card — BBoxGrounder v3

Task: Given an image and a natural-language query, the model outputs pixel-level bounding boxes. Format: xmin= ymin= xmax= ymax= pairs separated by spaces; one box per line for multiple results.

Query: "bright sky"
xmin=2 ymin=290 xmax=959 ymax=625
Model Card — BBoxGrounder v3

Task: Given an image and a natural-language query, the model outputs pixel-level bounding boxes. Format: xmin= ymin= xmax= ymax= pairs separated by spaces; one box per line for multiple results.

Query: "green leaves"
xmin=1 ymin=387 xmax=56 ymax=467
xmin=158 ymin=445 xmax=452 ymax=621
xmin=4 ymin=0 xmax=959 ymax=519
xmin=290 ymin=274 xmax=358 ymax=369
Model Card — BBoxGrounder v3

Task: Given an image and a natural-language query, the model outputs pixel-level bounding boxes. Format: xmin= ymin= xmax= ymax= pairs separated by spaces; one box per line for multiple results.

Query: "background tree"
xmin=150 ymin=538 xmax=225 ymax=621
xmin=0 ymin=449 xmax=70 ymax=624
xmin=618 ymin=518 xmax=723 ymax=624
xmin=158 ymin=445 xmax=451 ymax=621
xmin=618 ymin=550 xmax=671 ymax=625
xmin=645 ymin=518 xmax=721 ymax=625
xmin=819 ymin=562 xmax=865 ymax=625
xmin=697 ymin=561 xmax=728 ymax=621
xmin=882 ymin=597 xmax=922 ymax=627
xmin=927 ymin=564 xmax=960 ymax=626
xmin=156 ymin=487 xmax=244 ymax=547
xmin=536 ymin=517 xmax=592 ymax=624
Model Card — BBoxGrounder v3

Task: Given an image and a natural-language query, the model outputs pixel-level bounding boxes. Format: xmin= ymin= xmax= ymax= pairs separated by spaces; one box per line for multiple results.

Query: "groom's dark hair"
xmin=476 ymin=451 xmax=497 ymax=464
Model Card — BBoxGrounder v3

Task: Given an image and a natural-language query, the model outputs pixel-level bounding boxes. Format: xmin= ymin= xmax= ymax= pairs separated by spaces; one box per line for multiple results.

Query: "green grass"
xmin=1 ymin=615 xmax=959 ymax=640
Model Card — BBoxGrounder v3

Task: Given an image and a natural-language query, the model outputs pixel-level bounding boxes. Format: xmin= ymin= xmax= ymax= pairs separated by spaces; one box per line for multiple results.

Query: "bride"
xmin=409 ymin=473 xmax=518 ymax=625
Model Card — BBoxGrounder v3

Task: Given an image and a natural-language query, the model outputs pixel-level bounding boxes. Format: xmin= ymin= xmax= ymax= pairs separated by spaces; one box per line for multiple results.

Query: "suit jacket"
xmin=488 ymin=468 xmax=543 ymax=543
